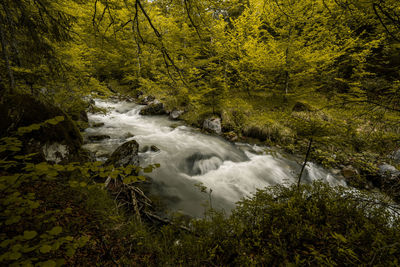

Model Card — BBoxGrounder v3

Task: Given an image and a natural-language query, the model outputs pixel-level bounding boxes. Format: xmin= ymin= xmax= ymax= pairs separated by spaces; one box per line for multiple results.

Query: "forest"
xmin=1 ymin=0 xmax=400 ymax=266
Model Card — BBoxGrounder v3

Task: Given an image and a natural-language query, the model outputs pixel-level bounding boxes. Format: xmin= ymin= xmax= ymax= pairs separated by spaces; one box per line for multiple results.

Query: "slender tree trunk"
xmin=136 ymin=44 xmax=141 ymax=77
xmin=284 ymin=47 xmax=289 ymax=96
xmin=0 ymin=21 xmax=14 ymax=94
xmin=284 ymin=26 xmax=292 ymax=99
xmin=297 ymin=137 xmax=313 ymax=188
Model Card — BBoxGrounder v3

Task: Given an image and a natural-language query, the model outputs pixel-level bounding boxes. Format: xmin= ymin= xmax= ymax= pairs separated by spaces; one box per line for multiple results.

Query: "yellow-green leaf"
xmin=48 ymin=226 xmax=62 ymax=236
xmin=41 ymin=260 xmax=57 ymax=267
xmin=23 ymin=230 xmax=37 ymax=240
xmin=143 ymin=167 xmax=152 ymax=173
xmin=39 ymin=245 xmax=52 ymax=253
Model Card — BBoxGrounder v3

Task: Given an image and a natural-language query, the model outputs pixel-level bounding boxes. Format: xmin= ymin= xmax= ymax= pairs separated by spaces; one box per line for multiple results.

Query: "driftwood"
xmin=143 ymin=211 xmax=192 ymax=233
xmin=104 ymin=175 xmax=193 ymax=233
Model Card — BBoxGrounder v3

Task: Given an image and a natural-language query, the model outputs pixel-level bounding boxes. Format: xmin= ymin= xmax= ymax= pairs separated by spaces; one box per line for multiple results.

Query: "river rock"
xmin=140 ymin=145 xmax=149 ymax=153
xmin=378 ymin=164 xmax=400 ymax=180
xmin=150 ymin=145 xmax=160 ymax=152
xmin=139 ymin=102 xmax=166 ymax=115
xmin=169 ymin=110 xmax=184 ymax=120
xmin=0 ymin=93 xmax=83 ymax=163
xmin=106 ymin=140 xmax=140 ymax=167
xmin=390 ymin=149 xmax=400 ymax=163
xmin=341 ymin=165 xmax=359 ymax=178
xmin=123 ymin=132 xmax=135 ymax=139
xmin=87 ymin=135 xmax=111 ymax=142
xmin=203 ymin=118 xmax=222 ymax=134
xmin=42 ymin=143 xmax=69 ymax=164
xmin=138 ymin=95 xmax=155 ymax=105
xmin=135 ymin=90 xmax=144 ymax=98
xmin=139 ymin=145 xmax=160 ymax=153
xmin=91 ymin=122 xmax=105 ymax=128
xmin=223 ymin=131 xmax=238 ymax=142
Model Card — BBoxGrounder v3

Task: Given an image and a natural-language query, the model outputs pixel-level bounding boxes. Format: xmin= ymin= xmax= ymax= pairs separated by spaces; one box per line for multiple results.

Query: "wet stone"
xmin=91 ymin=122 xmax=105 ymax=128
xmin=87 ymin=135 xmax=111 ymax=142
xmin=150 ymin=145 xmax=160 ymax=152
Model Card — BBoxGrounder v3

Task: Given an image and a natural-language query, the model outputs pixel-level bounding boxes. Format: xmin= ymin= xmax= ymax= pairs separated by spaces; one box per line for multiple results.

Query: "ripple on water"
xmin=84 ymin=99 xmax=346 ymax=217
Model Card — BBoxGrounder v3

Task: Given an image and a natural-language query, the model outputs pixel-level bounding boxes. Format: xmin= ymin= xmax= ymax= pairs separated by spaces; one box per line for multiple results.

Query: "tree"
xmin=0 ymin=0 xmax=75 ymax=96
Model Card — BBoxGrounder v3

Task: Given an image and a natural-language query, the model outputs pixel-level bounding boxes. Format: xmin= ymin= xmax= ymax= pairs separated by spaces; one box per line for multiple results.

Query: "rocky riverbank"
xmin=116 ymin=91 xmax=400 ymax=202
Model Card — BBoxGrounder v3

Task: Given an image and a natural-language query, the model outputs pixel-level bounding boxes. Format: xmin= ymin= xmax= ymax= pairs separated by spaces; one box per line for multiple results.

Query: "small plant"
xmin=0 ymin=118 xmax=158 ymax=266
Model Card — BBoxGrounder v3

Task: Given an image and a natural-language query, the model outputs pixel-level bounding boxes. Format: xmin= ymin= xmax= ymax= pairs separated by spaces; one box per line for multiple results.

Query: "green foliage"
xmin=0 ymin=120 xmax=155 ymax=266
xmin=16 ymin=116 xmax=65 ymax=136
xmin=162 ymin=182 xmax=400 ymax=266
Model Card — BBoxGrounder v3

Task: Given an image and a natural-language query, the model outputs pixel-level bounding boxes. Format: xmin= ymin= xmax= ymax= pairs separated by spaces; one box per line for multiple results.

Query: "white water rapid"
xmin=83 ymin=99 xmax=346 ymax=217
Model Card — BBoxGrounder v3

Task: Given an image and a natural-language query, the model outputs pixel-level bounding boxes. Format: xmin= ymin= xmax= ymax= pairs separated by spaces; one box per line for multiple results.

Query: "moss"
xmin=0 ymin=93 xmax=83 ymax=160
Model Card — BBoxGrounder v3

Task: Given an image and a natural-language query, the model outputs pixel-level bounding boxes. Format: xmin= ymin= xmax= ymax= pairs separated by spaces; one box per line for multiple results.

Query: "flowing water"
xmin=83 ymin=99 xmax=346 ymax=217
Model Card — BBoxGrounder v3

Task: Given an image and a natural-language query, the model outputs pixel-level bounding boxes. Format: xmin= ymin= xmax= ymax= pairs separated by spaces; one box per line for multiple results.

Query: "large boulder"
xmin=139 ymin=101 xmax=166 ymax=116
xmin=0 ymin=94 xmax=83 ymax=163
xmin=106 ymin=140 xmax=140 ymax=167
xmin=203 ymin=118 xmax=222 ymax=134
xmin=377 ymin=164 xmax=400 ymax=202
xmin=378 ymin=164 xmax=400 ymax=180
xmin=169 ymin=110 xmax=184 ymax=120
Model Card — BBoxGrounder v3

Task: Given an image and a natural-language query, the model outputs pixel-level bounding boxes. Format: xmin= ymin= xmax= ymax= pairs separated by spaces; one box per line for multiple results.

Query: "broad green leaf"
xmin=69 ymin=181 xmax=79 ymax=188
xmin=48 ymin=226 xmax=62 ymax=236
xmin=110 ymin=171 xmax=119 ymax=179
xmin=143 ymin=167 xmax=152 ymax=173
xmin=35 ymin=163 xmax=50 ymax=172
xmin=55 ymin=259 xmax=66 ymax=266
xmin=39 ymin=245 xmax=52 ymax=253
xmin=78 ymin=236 xmax=90 ymax=247
xmin=23 ymin=230 xmax=37 ymax=240
xmin=137 ymin=176 xmax=146 ymax=181
xmin=66 ymin=248 xmax=75 ymax=257
xmin=64 ymin=236 xmax=74 ymax=241
xmin=0 ymin=239 xmax=11 ymax=248
xmin=5 ymin=216 xmax=21 ymax=225
xmin=40 ymin=260 xmax=57 ymax=267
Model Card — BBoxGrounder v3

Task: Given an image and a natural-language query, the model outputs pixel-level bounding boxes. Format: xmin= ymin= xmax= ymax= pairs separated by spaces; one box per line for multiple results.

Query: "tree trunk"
xmin=297 ymin=137 xmax=313 ymax=188
xmin=284 ymin=46 xmax=290 ymax=98
xmin=284 ymin=26 xmax=292 ymax=98
xmin=0 ymin=20 xmax=15 ymax=94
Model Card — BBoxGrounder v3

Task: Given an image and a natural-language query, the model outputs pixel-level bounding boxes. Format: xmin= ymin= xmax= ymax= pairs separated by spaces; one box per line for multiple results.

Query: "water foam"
xmin=84 ymin=99 xmax=346 ymax=217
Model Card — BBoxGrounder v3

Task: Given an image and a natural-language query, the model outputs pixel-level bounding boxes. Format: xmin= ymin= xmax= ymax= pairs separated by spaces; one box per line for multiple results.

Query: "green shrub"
xmin=169 ymin=182 xmax=400 ymax=266
xmin=0 ymin=118 xmax=154 ymax=266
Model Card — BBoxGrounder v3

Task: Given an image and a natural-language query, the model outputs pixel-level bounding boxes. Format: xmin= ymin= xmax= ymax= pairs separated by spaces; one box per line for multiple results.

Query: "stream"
xmin=83 ymin=99 xmax=346 ymax=217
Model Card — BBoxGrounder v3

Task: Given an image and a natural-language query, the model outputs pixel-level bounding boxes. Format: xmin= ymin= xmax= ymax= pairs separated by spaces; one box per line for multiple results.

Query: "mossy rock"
xmin=106 ymin=140 xmax=139 ymax=168
xmin=139 ymin=102 xmax=166 ymax=115
xmin=0 ymin=93 xmax=83 ymax=162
